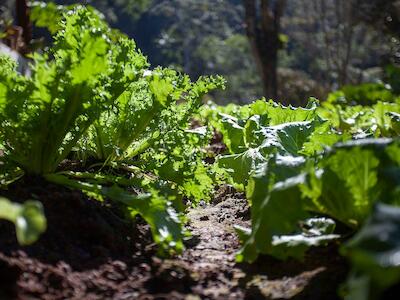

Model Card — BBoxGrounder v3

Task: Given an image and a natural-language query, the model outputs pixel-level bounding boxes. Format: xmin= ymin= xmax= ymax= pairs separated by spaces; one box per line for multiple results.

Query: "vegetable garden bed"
xmin=1 ymin=3 xmax=400 ymax=300
xmin=0 ymin=182 xmax=349 ymax=299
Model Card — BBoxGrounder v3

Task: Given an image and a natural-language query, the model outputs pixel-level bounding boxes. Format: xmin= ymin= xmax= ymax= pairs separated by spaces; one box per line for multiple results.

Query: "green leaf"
xmin=30 ymin=2 xmax=85 ymax=34
xmin=270 ymin=217 xmax=340 ymax=261
xmin=218 ymin=113 xmax=246 ymax=153
xmin=104 ymin=185 xmax=185 ymax=253
xmin=247 ymin=99 xmax=319 ymax=126
xmin=217 ymin=119 xmax=320 ymax=188
xmin=237 ymin=173 xmax=310 ymax=263
xmin=341 ymin=204 xmax=400 ymax=300
xmin=300 ymin=122 xmax=349 ymax=156
xmin=217 ymin=148 xmax=267 ymax=188
xmin=149 ymin=74 xmax=175 ymax=107
xmin=0 ymin=197 xmax=46 ymax=245
xmin=269 ymin=121 xmax=319 ymax=156
xmin=312 ymin=146 xmax=380 ymax=227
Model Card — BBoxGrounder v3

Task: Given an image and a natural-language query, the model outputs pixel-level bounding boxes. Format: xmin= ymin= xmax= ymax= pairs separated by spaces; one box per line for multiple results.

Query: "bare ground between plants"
xmin=0 ymin=181 xmax=348 ymax=299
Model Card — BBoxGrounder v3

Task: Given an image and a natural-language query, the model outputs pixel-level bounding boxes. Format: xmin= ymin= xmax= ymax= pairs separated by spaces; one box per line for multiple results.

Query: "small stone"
xmin=199 ymin=215 xmax=209 ymax=221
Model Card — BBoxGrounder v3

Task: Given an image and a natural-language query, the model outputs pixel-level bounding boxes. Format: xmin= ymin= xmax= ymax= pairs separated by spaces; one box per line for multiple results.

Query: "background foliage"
xmin=1 ymin=0 xmax=398 ymax=104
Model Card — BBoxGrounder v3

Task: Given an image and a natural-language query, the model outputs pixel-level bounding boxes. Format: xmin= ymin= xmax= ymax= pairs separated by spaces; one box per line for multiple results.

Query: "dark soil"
xmin=0 ymin=179 xmax=348 ymax=299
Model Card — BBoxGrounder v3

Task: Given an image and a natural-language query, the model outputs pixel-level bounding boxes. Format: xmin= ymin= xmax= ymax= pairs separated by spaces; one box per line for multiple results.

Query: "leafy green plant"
xmin=327 ymin=83 xmax=400 ymax=106
xmin=30 ymin=1 xmax=82 ymax=34
xmin=74 ymin=57 xmax=224 ymax=204
xmin=202 ymin=99 xmax=339 ymax=189
xmin=0 ymin=5 xmax=223 ymax=252
xmin=79 ymin=69 xmax=223 ymax=163
xmin=236 ymin=138 xmax=400 ymax=261
xmin=202 ymin=97 xmax=400 ymax=263
xmin=0 ymin=7 xmax=145 ymax=175
xmin=319 ymin=100 xmax=400 ymax=137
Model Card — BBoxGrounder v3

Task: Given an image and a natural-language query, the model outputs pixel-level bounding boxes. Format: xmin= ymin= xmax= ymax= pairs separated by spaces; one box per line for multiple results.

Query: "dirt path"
xmin=0 ymin=181 xmax=348 ymax=299
xmin=161 ymin=190 xmax=348 ymax=299
xmin=176 ymin=195 xmax=249 ymax=298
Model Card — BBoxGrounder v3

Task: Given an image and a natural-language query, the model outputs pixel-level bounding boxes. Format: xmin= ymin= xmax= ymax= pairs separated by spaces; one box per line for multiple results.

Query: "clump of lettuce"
xmin=0 ymin=6 xmax=223 ymax=253
xmin=201 ymin=98 xmax=400 ymax=263
xmin=78 ymin=67 xmax=224 ymax=203
xmin=0 ymin=6 xmax=144 ymax=175
xmin=237 ymin=139 xmax=400 ymax=262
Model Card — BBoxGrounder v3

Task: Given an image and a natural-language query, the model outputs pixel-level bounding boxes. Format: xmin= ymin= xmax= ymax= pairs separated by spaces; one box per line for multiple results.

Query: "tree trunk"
xmin=16 ymin=0 xmax=32 ymax=54
xmin=243 ymin=0 xmax=286 ymax=100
